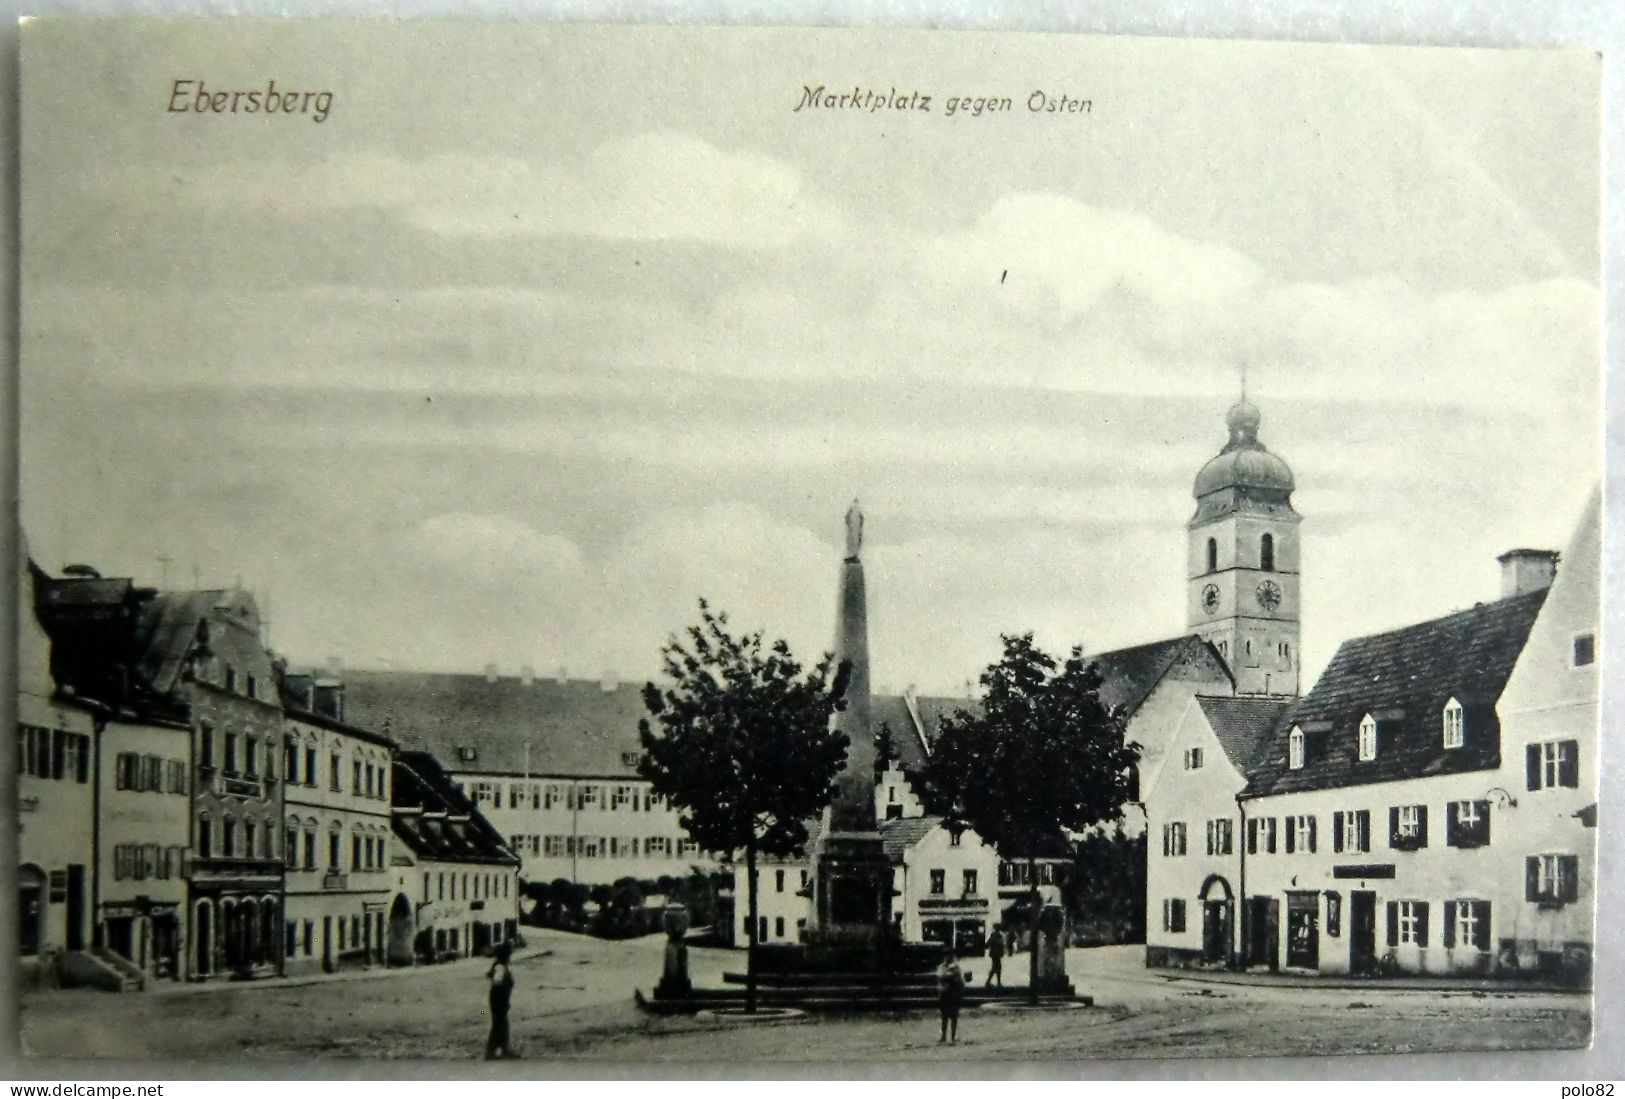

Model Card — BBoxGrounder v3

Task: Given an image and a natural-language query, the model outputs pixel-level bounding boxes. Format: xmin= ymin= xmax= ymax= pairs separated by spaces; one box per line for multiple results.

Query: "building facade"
xmin=391 ymin=750 xmax=521 ymax=962
xmin=1226 ymin=545 xmax=1573 ymax=978
xmin=280 ymin=681 xmax=397 ymax=976
xmin=17 ymin=555 xmax=99 ymax=980
xmin=1144 ymin=695 xmax=1288 ymax=967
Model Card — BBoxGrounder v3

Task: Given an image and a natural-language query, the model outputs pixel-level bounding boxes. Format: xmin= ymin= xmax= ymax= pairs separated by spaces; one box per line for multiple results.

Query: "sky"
xmin=18 ymin=23 xmax=1602 ymax=696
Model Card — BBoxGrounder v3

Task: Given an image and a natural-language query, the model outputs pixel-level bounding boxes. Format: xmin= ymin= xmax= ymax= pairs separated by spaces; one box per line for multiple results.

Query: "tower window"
xmin=1288 ymin=726 xmax=1304 ymax=770
xmin=1260 ymin=534 xmax=1275 ymax=572
xmin=1206 ymin=537 xmax=1217 ymax=573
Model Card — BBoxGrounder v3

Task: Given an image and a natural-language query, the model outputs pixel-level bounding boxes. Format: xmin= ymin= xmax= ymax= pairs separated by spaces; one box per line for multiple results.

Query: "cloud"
xmin=179 ymin=133 xmax=845 ymax=249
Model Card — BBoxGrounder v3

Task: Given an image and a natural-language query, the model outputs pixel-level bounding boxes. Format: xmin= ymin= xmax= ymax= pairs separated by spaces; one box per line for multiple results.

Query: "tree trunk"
xmin=1028 ymin=855 xmax=1041 ymax=1006
xmin=745 ymin=839 xmax=759 ymax=1014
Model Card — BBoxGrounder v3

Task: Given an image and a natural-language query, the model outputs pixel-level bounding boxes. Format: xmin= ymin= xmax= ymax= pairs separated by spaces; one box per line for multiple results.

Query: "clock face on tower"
xmin=1256 ymin=580 xmax=1283 ymax=612
xmin=1201 ymin=584 xmax=1220 ymax=614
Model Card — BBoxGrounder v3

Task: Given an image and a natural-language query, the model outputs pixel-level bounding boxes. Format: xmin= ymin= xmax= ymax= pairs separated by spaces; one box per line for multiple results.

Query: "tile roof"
xmin=1243 ymin=589 xmax=1548 ymax=798
xmin=391 ymin=749 xmax=518 ymax=867
xmin=879 ymin=815 xmax=944 ymax=862
xmin=1196 ymin=695 xmax=1292 ymax=774
xmin=340 ymin=668 xmax=966 ymax=780
xmin=134 ymin=588 xmax=259 ymax=696
xmin=1090 ymin=635 xmax=1231 ymax=718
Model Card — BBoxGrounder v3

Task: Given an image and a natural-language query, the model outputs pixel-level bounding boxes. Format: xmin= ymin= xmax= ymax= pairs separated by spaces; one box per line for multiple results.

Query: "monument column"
xmin=811 ymin=500 xmax=893 ymax=942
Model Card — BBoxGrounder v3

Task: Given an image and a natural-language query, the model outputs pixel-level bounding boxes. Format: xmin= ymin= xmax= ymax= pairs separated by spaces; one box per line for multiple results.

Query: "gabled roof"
xmin=391 ymin=749 xmax=518 ymax=867
xmin=341 ymin=668 xmax=967 ymax=780
xmin=134 ymin=588 xmax=259 ymax=696
xmin=879 ymin=815 xmax=944 ymax=862
xmin=1196 ymin=695 xmax=1292 ymax=774
xmin=1090 ymin=634 xmax=1232 ymax=719
xmin=1244 ymin=589 xmax=1548 ymax=798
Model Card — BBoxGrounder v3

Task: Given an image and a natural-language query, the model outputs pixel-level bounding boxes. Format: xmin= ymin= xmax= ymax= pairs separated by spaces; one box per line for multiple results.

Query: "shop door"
xmin=1349 ymin=891 xmax=1377 ymax=975
xmin=1202 ymin=900 xmax=1230 ymax=964
xmin=65 ymin=866 xmax=86 ymax=950
xmin=1247 ymin=897 xmax=1278 ymax=970
xmin=1286 ymin=893 xmax=1319 ymax=969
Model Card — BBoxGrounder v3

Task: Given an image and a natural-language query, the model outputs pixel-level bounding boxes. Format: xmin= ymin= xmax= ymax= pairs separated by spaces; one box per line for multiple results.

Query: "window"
xmin=1446 ymin=800 xmax=1491 ymax=848
xmin=1205 ymin=818 xmax=1233 ymax=856
xmin=329 ymin=831 xmax=341 ymax=869
xmin=222 ymin=817 xmax=237 ymax=858
xmin=1332 ymin=810 xmax=1370 ymax=854
xmin=286 ymin=822 xmax=299 ymax=867
xmin=578 ymin=785 xmax=600 ymax=810
xmin=1162 ymin=898 xmax=1187 ymax=933
xmin=1388 ymin=899 xmax=1428 ymax=947
xmin=353 ymin=759 xmax=362 ymax=794
xmin=1288 ymin=727 xmax=1304 ymax=770
xmin=199 ymin=726 xmax=215 ymax=767
xmin=246 ymin=674 xmax=258 ymax=700
xmin=1260 ymin=533 xmax=1275 ymax=572
xmin=246 ymin=739 xmax=259 ymax=776
xmin=305 ymin=747 xmax=317 ymax=786
xmin=457 ymin=746 xmax=477 ymax=763
xmin=1184 ymin=747 xmax=1204 ymax=771
xmin=775 ymin=917 xmax=785 ymax=938
xmin=1246 ymin=816 xmax=1277 ymax=854
xmin=224 ymin=732 xmax=239 ymax=773
xmin=775 ymin=870 xmax=785 ymax=894
xmin=676 ymin=839 xmax=698 ymax=857
xmin=244 ymin=820 xmax=257 ymax=860
xmin=225 ymin=666 xmax=237 ymax=693
xmin=1389 ymin=804 xmax=1428 ymax=850
xmin=642 ymin=836 xmax=670 ymax=858
xmin=1444 ymin=899 xmax=1491 ymax=952
xmin=1527 ymin=740 xmax=1580 ymax=791
xmin=962 ymin=869 xmax=978 ymax=897
xmin=1442 ymin=698 xmax=1464 ymax=749
xmin=285 ymin=739 xmax=300 ymax=783
xmin=329 ymin=752 xmax=341 ymax=791
xmin=1527 ymin=853 xmax=1580 ymax=906
xmin=1285 ymin=814 xmax=1315 ymax=854
xmin=1357 ymin=715 xmax=1377 ymax=761
xmin=303 ymin=829 xmax=316 ymax=870
xmin=1162 ymin=822 xmax=1188 ymax=857
xmin=1205 ymin=537 xmax=1217 ymax=573
xmin=1573 ymin=633 xmax=1596 ymax=667
xmin=929 ymin=869 xmax=945 ymax=896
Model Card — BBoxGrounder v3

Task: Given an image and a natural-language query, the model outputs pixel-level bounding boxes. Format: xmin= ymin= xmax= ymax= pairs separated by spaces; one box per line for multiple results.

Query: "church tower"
xmin=1186 ymin=398 xmax=1301 ymax=696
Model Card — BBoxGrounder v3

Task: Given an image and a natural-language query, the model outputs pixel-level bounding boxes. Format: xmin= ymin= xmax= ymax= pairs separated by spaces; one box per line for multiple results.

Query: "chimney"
xmin=1497 ymin=548 xmax=1559 ymax=598
xmin=520 ymin=664 xmax=535 ymax=686
xmin=600 ymin=669 xmax=618 ymax=692
xmin=484 ymin=663 xmax=499 ymax=683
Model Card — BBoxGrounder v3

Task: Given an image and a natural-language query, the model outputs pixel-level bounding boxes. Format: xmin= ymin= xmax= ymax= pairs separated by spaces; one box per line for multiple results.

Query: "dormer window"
xmin=1358 ymin=715 xmax=1377 ymax=761
xmin=1573 ymin=633 xmax=1595 ymax=667
xmin=1288 ymin=726 xmax=1304 ymax=770
xmin=1442 ymin=698 xmax=1464 ymax=749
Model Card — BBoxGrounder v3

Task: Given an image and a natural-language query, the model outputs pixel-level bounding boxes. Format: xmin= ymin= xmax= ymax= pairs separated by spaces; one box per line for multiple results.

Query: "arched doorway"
xmin=194 ymin=900 xmax=213 ymax=977
xmin=387 ymin=894 xmax=415 ymax=966
xmin=1198 ymin=875 xmax=1234 ymax=965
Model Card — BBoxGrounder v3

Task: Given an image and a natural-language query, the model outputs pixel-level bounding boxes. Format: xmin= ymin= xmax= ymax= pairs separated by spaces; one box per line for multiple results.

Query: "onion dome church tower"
xmin=1187 ymin=397 xmax=1301 ymax=697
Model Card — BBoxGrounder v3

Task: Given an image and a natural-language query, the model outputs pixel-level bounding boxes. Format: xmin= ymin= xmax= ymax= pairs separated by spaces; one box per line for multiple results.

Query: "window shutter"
xmin=1416 ymin=805 xmax=1428 ymax=848
xmin=75 ymin=740 xmax=89 ymax=783
xmin=1308 ymin=816 xmax=1318 ymax=853
xmin=1333 ymin=811 xmax=1345 ymax=853
xmin=115 ymin=754 xmax=127 ymax=790
xmin=1162 ymin=825 xmax=1169 ymax=858
xmin=1266 ymin=819 xmax=1277 ymax=854
xmin=50 ymin=731 xmax=65 ymax=780
xmin=1526 ymin=744 xmax=1540 ymax=790
xmin=1445 ymin=802 xmax=1459 ymax=847
xmin=1358 ymin=811 xmax=1370 ymax=852
xmin=1559 ymin=742 xmax=1579 ymax=788
xmin=1560 ymin=855 xmax=1579 ymax=903
xmin=1478 ymin=802 xmax=1491 ymax=848
xmin=1389 ymin=806 xmax=1400 ymax=847
xmin=1385 ymin=901 xmax=1398 ymax=947
xmin=1473 ymin=902 xmax=1491 ymax=951
xmin=1525 ymin=856 xmax=1540 ymax=902
xmin=1442 ymin=901 xmax=1456 ymax=948
xmin=1416 ymin=902 xmax=1429 ymax=948
xmin=1285 ymin=821 xmax=1295 ymax=854
xmin=1246 ymin=819 xmax=1256 ymax=855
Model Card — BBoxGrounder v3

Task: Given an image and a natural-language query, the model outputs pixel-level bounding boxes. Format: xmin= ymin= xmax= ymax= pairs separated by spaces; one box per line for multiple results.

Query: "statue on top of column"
xmin=844 ymin=499 xmax=864 ymax=560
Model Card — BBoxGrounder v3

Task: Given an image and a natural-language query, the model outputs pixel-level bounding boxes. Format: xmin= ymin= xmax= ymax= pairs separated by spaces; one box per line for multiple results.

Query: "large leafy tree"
xmin=921 ymin=633 xmax=1138 ymax=1002
xmin=639 ymin=600 xmax=852 ymax=1011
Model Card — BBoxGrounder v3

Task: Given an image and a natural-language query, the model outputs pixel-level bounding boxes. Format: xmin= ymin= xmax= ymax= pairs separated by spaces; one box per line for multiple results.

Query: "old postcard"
xmin=15 ymin=20 xmax=1601 ymax=1063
